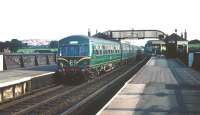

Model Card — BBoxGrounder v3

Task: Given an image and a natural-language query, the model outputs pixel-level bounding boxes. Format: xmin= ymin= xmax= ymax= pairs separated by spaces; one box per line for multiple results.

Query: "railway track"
xmin=0 ymin=57 xmax=149 ymax=115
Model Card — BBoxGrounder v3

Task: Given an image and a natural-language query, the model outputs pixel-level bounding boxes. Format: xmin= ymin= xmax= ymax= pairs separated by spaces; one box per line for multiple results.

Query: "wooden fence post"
xmin=46 ymin=55 xmax=50 ymax=65
xmin=54 ymin=53 xmax=57 ymax=63
xmin=20 ymin=55 xmax=24 ymax=68
xmin=34 ymin=55 xmax=38 ymax=66
xmin=3 ymin=54 xmax=7 ymax=70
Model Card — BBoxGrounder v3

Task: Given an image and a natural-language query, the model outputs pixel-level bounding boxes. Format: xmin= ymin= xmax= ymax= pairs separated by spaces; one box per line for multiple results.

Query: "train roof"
xmin=59 ymin=35 xmax=120 ymax=45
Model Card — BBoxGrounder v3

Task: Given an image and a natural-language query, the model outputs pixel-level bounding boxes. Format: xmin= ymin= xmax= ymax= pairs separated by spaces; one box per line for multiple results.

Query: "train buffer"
xmin=97 ymin=56 xmax=200 ymax=115
xmin=0 ymin=64 xmax=57 ymax=104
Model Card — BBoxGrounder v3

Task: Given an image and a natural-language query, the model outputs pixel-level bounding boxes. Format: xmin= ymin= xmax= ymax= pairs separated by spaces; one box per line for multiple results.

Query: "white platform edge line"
xmin=30 ymin=72 xmax=55 ymax=79
xmin=96 ymin=58 xmax=151 ymax=115
xmin=0 ymin=77 xmax=31 ymax=88
xmin=0 ymin=72 xmax=55 ymax=88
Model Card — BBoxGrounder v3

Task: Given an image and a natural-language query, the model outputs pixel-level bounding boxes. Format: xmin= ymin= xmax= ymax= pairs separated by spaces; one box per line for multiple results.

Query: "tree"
xmin=0 ymin=39 xmax=27 ymax=53
xmin=49 ymin=41 xmax=58 ymax=48
xmin=0 ymin=42 xmax=6 ymax=52
xmin=10 ymin=39 xmax=23 ymax=52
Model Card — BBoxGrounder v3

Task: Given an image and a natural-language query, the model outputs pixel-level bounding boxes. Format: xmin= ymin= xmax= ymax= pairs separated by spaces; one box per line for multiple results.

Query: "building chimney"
xmin=184 ymin=29 xmax=187 ymax=40
xmin=88 ymin=28 xmax=91 ymax=37
xmin=181 ymin=32 xmax=183 ymax=38
xmin=175 ymin=29 xmax=177 ymax=34
xmin=96 ymin=29 xmax=98 ymax=34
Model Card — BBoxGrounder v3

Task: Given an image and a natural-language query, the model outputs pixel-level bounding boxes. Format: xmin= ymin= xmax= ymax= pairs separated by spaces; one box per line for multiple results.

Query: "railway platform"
xmin=98 ymin=56 xmax=200 ymax=115
xmin=0 ymin=64 xmax=57 ymax=103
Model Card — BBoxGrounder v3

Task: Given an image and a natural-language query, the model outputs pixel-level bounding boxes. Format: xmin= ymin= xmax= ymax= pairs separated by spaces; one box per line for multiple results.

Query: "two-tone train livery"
xmin=56 ymin=35 xmax=140 ymax=81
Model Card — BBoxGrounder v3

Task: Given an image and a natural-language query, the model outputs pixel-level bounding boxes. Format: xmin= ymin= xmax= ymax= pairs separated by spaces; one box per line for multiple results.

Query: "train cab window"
xmin=61 ymin=45 xmax=89 ymax=56
xmin=62 ymin=45 xmax=79 ymax=56
xmin=79 ymin=45 xmax=89 ymax=56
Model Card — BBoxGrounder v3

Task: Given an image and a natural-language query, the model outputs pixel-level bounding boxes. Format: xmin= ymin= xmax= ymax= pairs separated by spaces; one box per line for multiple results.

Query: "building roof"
xmin=165 ymin=33 xmax=187 ymax=42
xmin=147 ymin=40 xmax=166 ymax=45
xmin=189 ymin=39 xmax=200 ymax=44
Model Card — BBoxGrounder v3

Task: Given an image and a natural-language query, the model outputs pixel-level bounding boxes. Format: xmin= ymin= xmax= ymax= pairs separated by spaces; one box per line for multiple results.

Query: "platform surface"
xmin=98 ymin=56 xmax=200 ymax=115
xmin=0 ymin=65 xmax=57 ymax=87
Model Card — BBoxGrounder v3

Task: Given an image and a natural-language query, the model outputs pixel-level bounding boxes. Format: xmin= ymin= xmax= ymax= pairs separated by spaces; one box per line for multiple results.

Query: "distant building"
xmin=165 ymin=33 xmax=188 ymax=58
xmin=3 ymin=48 xmax=11 ymax=54
xmin=145 ymin=40 xmax=166 ymax=55
xmin=22 ymin=39 xmax=50 ymax=46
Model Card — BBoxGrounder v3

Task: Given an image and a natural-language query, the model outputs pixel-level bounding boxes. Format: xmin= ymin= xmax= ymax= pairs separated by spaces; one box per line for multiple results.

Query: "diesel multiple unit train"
xmin=56 ymin=35 xmax=142 ymax=81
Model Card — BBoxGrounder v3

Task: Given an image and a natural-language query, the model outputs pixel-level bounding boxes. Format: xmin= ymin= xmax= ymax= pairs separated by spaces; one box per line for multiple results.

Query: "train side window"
xmin=95 ymin=45 xmax=99 ymax=55
xmin=105 ymin=45 xmax=108 ymax=55
xmin=92 ymin=46 xmax=96 ymax=55
xmin=111 ymin=45 xmax=113 ymax=54
xmin=96 ymin=50 xmax=99 ymax=55
xmin=102 ymin=45 xmax=105 ymax=55
xmin=114 ymin=46 xmax=117 ymax=54
xmin=99 ymin=50 xmax=102 ymax=55
xmin=98 ymin=45 xmax=101 ymax=55
xmin=107 ymin=45 xmax=109 ymax=54
xmin=97 ymin=50 xmax=99 ymax=55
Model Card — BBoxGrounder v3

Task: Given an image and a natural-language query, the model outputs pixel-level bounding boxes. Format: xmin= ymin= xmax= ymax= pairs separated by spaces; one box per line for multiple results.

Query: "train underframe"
xmin=55 ymin=58 xmax=136 ymax=84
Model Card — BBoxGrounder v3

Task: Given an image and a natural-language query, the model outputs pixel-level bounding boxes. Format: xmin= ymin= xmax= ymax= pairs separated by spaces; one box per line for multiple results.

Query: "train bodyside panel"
xmin=89 ymin=38 xmax=121 ymax=73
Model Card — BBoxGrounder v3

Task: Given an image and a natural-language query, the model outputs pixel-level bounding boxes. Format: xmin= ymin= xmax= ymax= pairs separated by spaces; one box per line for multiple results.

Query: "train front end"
xmin=56 ymin=35 xmax=91 ymax=82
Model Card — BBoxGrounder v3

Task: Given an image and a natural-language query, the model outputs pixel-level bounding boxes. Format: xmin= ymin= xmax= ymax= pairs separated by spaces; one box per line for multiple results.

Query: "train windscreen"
xmin=60 ymin=45 xmax=89 ymax=56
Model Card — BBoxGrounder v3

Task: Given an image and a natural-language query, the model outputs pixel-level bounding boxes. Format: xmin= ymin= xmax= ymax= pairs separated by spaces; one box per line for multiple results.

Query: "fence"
xmin=192 ymin=52 xmax=200 ymax=70
xmin=3 ymin=53 xmax=57 ymax=70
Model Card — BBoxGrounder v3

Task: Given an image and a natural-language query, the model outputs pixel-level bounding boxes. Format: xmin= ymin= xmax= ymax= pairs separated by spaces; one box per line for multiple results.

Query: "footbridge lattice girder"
xmin=103 ymin=30 xmax=167 ymax=40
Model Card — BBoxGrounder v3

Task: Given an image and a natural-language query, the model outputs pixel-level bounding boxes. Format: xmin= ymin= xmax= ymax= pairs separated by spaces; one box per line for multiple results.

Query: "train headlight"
xmin=81 ymin=69 xmax=85 ymax=72
xmin=58 ymin=68 xmax=62 ymax=72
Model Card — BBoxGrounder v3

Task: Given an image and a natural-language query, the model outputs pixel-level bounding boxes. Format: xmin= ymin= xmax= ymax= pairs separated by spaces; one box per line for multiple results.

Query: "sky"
xmin=0 ymin=0 xmax=200 ymax=45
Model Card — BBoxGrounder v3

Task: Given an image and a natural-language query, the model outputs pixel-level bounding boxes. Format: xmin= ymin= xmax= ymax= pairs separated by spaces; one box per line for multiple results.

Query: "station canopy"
xmin=103 ymin=30 xmax=167 ymax=40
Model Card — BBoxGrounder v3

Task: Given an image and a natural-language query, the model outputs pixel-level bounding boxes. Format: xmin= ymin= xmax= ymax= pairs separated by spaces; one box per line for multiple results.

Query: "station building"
xmin=145 ymin=40 xmax=166 ymax=55
xmin=165 ymin=33 xmax=188 ymax=58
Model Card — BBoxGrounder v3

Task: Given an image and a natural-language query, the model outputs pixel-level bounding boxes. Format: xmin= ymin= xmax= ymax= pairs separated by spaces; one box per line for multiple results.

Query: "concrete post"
xmin=3 ymin=55 xmax=7 ymax=70
xmin=0 ymin=54 xmax=3 ymax=71
xmin=46 ymin=55 xmax=50 ymax=65
xmin=54 ymin=53 xmax=57 ymax=63
xmin=19 ymin=55 xmax=24 ymax=68
xmin=34 ymin=55 xmax=38 ymax=66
